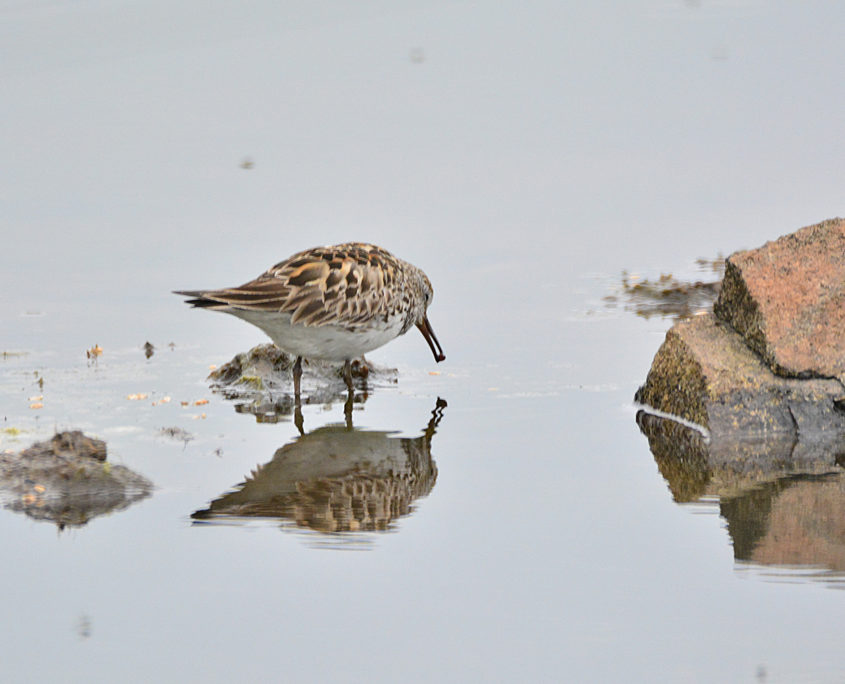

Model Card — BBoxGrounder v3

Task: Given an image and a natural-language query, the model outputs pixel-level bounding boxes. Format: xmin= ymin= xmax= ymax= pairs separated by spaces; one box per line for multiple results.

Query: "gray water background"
xmin=2 ymin=1 xmax=844 ymax=681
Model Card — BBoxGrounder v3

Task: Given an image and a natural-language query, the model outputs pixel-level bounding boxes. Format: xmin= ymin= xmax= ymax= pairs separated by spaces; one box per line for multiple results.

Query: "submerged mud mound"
xmin=208 ymin=343 xmax=398 ymax=390
xmin=0 ymin=431 xmax=152 ymax=528
xmin=207 ymin=343 xmax=398 ymax=422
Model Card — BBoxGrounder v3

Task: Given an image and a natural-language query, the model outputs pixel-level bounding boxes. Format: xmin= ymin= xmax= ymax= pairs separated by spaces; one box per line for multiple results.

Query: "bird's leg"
xmin=294 ymin=400 xmax=304 ymax=435
xmin=293 ymin=356 xmax=304 ymax=434
xmin=343 ymin=359 xmax=354 ymax=429
xmin=344 ymin=390 xmax=353 ymax=430
xmin=293 ymin=356 xmax=303 ymax=396
xmin=343 ymin=359 xmax=353 ymax=393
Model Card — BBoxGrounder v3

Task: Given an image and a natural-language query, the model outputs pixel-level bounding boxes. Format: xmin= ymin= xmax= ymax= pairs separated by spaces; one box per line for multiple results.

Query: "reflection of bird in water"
xmin=174 ymin=243 xmax=445 ymax=395
xmin=192 ymin=399 xmax=446 ymax=535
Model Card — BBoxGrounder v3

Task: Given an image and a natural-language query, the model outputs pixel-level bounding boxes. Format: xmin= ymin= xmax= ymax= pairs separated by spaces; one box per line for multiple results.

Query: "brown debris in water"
xmin=86 ymin=344 xmax=103 ymax=362
xmin=607 ymin=256 xmax=725 ymax=320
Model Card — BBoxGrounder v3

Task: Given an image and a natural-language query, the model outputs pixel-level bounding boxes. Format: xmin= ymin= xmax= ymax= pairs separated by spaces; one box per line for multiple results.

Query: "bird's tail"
xmin=173 ymin=290 xmax=226 ymax=309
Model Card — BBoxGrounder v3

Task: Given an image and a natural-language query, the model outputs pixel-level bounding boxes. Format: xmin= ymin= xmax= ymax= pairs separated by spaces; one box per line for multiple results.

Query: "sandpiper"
xmin=175 ymin=242 xmax=445 ymax=393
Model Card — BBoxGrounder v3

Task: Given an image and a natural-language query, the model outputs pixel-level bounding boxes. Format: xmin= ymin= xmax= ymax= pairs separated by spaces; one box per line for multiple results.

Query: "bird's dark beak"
xmin=417 ymin=316 xmax=445 ymax=363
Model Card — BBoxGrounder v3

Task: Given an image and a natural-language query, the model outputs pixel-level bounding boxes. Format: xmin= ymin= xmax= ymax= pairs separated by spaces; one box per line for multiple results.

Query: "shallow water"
xmin=3 ymin=2 xmax=845 ymax=682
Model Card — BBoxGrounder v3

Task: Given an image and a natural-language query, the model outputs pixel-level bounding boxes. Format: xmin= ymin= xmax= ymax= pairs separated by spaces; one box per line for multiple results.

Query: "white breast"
xmin=226 ymin=309 xmax=407 ymax=361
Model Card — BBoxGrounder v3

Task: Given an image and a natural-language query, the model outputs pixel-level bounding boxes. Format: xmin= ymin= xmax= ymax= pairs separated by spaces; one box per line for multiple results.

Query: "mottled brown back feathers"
xmin=176 ymin=242 xmax=419 ymax=330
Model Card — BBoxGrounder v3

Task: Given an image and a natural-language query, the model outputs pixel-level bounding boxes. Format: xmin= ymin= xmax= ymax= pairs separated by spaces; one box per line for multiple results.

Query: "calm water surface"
xmin=2 ymin=2 xmax=845 ymax=682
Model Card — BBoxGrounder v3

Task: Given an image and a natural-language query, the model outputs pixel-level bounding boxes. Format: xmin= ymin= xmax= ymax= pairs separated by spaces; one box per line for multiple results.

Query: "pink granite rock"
xmin=714 ymin=218 xmax=845 ymax=381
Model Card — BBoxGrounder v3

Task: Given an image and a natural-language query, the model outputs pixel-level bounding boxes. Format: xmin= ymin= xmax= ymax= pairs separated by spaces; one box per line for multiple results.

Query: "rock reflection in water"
xmin=193 ymin=399 xmax=446 ymax=537
xmin=722 ymin=473 xmax=845 ymax=572
xmin=637 ymin=411 xmax=845 ymax=581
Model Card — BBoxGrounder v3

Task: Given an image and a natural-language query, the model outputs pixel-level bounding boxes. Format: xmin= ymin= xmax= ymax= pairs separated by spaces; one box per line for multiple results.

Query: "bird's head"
xmin=408 ymin=268 xmax=445 ymax=363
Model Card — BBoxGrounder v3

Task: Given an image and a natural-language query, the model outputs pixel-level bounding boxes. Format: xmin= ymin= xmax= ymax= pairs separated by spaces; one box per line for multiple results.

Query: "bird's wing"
xmin=177 ymin=244 xmax=404 ymax=328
